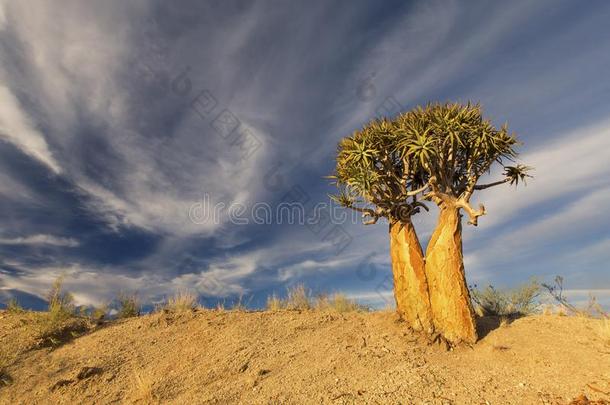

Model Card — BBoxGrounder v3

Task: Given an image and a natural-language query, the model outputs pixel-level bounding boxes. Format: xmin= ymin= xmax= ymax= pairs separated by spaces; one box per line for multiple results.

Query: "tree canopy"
xmin=330 ymin=102 xmax=531 ymax=225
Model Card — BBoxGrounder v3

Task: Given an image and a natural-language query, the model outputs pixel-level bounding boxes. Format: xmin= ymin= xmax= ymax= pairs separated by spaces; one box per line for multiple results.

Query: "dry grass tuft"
xmin=231 ymin=295 xmax=250 ymax=311
xmin=266 ymin=294 xmax=282 ymax=311
xmin=285 ymin=284 xmax=312 ymax=310
xmin=265 ymin=288 xmax=365 ymax=312
xmin=315 ymin=293 xmax=365 ymax=313
xmin=35 ymin=275 xmax=88 ymax=347
xmin=117 ymin=293 xmax=140 ymax=319
xmin=166 ymin=291 xmax=198 ymax=313
xmin=132 ymin=370 xmax=157 ymax=403
xmin=6 ymin=299 xmax=24 ymax=314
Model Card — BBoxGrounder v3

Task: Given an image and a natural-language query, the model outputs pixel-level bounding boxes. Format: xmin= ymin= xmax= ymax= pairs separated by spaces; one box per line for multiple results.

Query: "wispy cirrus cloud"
xmin=0 ymin=234 xmax=79 ymax=247
xmin=0 ymin=1 xmax=608 ymax=309
xmin=0 ymin=86 xmax=61 ymax=174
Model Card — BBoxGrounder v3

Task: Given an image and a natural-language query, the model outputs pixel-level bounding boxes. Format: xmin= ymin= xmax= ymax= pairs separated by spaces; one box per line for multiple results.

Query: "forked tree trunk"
xmin=424 ymin=207 xmax=478 ymax=344
xmin=389 ymin=221 xmax=434 ymax=334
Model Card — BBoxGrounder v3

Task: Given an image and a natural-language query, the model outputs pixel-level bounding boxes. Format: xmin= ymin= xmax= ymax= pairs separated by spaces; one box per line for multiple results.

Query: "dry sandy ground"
xmin=0 ymin=309 xmax=608 ymax=404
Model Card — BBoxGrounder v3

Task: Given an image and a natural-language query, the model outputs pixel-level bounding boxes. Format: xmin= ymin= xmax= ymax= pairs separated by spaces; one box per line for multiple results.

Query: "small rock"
xmin=76 ymin=367 xmax=103 ymax=380
xmin=238 ymin=361 xmax=249 ymax=373
xmin=50 ymin=379 xmax=74 ymax=391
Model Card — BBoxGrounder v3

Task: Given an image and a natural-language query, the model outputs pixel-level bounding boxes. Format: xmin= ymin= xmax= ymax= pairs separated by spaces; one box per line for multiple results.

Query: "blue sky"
xmin=0 ymin=0 xmax=609 ymax=310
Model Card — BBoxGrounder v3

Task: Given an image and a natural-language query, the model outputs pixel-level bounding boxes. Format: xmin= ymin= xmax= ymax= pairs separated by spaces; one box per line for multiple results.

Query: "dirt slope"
xmin=0 ymin=310 xmax=608 ymax=404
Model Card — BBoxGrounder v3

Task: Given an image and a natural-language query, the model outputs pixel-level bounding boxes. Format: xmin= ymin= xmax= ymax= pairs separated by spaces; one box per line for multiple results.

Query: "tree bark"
xmin=424 ymin=206 xmax=478 ymax=344
xmin=389 ymin=221 xmax=434 ymax=334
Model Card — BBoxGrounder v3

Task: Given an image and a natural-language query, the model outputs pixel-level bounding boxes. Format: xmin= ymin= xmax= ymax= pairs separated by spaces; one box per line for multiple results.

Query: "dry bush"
xmin=542 ymin=276 xmax=608 ymax=318
xmin=315 ymin=293 xmax=365 ymax=313
xmin=266 ymin=288 xmax=365 ymax=312
xmin=35 ymin=275 xmax=88 ymax=347
xmin=285 ymin=284 xmax=312 ymax=310
xmin=90 ymin=304 xmax=108 ymax=324
xmin=266 ymin=294 xmax=282 ymax=311
xmin=166 ymin=290 xmax=198 ymax=313
xmin=470 ymin=279 xmax=541 ymax=317
xmin=6 ymin=299 xmax=24 ymax=314
xmin=47 ymin=275 xmax=75 ymax=321
xmin=117 ymin=293 xmax=140 ymax=319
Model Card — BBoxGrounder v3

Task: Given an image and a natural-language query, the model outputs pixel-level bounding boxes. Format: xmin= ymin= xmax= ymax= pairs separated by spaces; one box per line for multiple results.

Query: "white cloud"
xmin=277 ymin=256 xmax=359 ymax=282
xmin=473 ymin=120 xmax=610 ymax=228
xmin=0 ymin=1 xmax=273 ymax=237
xmin=0 ymin=86 xmax=61 ymax=173
xmin=0 ymin=1 xmax=6 ymax=29
xmin=0 ymin=234 xmax=79 ymax=247
xmin=452 ymin=119 xmax=610 ymax=284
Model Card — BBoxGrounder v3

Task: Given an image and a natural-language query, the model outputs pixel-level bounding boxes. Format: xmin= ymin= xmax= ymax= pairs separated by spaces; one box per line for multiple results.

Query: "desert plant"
xmin=285 ymin=284 xmax=312 ymax=310
xmin=508 ymin=279 xmax=541 ymax=315
xmin=542 ymin=276 xmax=608 ymax=318
xmin=6 ymin=299 xmax=23 ymax=313
xmin=329 ymin=117 xmax=432 ymax=332
xmin=315 ymin=293 xmax=365 ymax=312
xmin=266 ymin=293 xmax=283 ymax=311
xmin=47 ymin=275 xmax=75 ymax=322
xmin=90 ymin=304 xmax=108 ymax=324
xmin=34 ymin=276 xmax=92 ymax=347
xmin=166 ymin=290 xmax=198 ymax=313
xmin=117 ymin=293 xmax=140 ymax=319
xmin=231 ymin=294 xmax=250 ymax=311
xmin=471 ymin=285 xmax=507 ymax=316
xmin=471 ymin=279 xmax=540 ymax=317
xmin=331 ymin=102 xmax=531 ymax=344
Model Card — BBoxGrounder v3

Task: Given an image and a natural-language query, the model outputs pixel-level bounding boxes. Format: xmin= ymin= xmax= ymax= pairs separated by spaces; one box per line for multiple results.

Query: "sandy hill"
xmin=0 ymin=309 xmax=608 ymax=404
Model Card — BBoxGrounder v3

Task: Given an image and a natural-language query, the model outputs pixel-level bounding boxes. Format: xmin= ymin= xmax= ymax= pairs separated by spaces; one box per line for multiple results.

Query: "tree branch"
xmin=455 ymin=198 xmax=486 ymax=226
xmin=424 ymin=176 xmax=452 ymax=204
xmin=405 ymin=182 xmax=431 ymax=197
xmin=473 ymin=178 xmax=510 ymax=190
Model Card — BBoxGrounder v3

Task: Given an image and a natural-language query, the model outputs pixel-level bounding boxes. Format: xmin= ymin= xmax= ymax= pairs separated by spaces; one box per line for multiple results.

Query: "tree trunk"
xmin=424 ymin=207 xmax=478 ymax=344
xmin=389 ymin=221 xmax=434 ymax=333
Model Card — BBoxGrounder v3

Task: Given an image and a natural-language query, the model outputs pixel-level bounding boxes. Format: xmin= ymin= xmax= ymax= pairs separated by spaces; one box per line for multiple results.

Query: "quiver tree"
xmin=329 ymin=118 xmax=434 ymax=333
xmin=394 ymin=103 xmax=531 ymax=344
xmin=331 ymin=102 xmax=531 ymax=346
